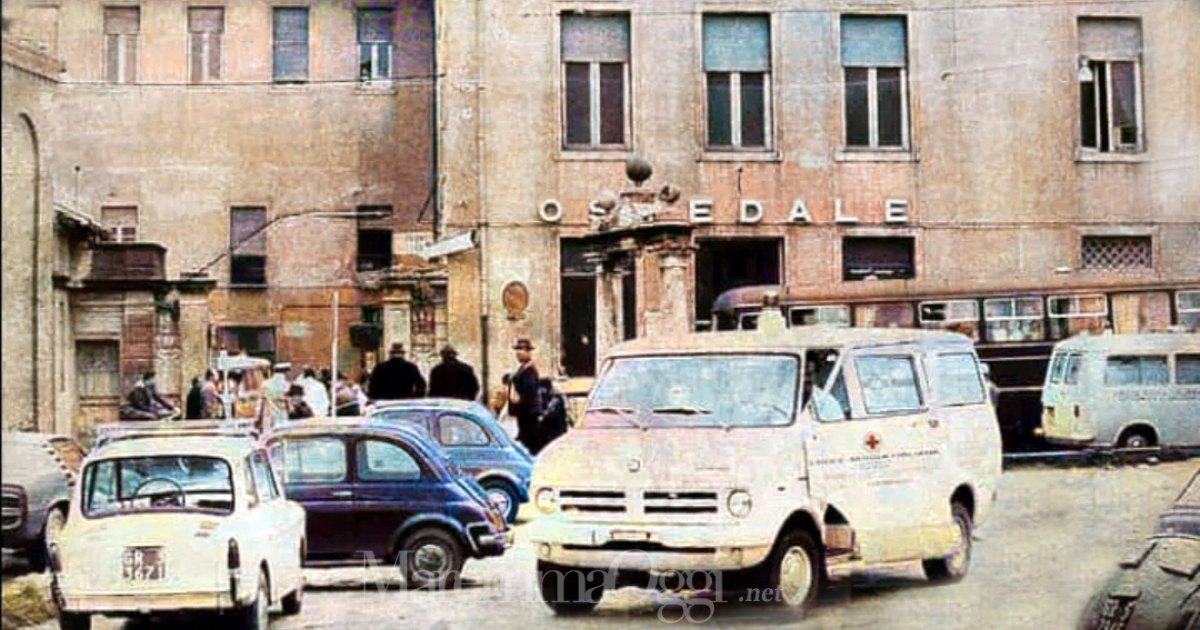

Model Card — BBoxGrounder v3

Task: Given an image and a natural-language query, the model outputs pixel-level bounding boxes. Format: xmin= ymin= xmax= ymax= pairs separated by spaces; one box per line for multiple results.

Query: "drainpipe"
xmin=475 ymin=0 xmax=491 ymax=392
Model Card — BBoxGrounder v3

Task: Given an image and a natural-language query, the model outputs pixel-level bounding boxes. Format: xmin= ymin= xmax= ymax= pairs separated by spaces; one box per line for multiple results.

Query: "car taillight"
xmin=227 ymin=539 xmax=240 ymax=570
xmin=1073 ymin=405 xmax=1081 ymax=419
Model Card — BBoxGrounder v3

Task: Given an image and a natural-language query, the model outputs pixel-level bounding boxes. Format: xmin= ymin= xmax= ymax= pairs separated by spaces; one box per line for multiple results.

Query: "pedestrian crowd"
xmin=157 ymin=339 xmax=567 ymax=455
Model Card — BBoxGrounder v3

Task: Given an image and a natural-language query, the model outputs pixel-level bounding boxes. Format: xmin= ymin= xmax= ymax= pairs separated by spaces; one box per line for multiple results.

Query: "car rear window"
xmin=83 ymin=456 xmax=234 ymax=517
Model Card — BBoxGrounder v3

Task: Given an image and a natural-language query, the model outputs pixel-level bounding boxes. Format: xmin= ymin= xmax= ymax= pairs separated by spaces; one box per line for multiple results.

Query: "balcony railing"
xmin=87 ymin=242 xmax=166 ymax=282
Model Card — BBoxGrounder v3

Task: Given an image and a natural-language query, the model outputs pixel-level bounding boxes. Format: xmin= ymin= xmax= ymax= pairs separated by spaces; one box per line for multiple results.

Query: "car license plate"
xmin=122 ymin=547 xmax=166 ymax=581
xmin=610 ymin=530 xmax=651 ymax=543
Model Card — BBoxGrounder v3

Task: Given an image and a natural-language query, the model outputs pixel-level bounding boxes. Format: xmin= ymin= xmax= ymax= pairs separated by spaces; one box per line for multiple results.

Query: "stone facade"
xmin=437 ymin=0 xmax=1200 ymax=392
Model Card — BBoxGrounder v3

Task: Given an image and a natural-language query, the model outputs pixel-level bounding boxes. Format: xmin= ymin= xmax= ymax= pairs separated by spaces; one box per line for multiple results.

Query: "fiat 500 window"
xmin=82 ymin=456 xmax=235 ymax=517
xmin=588 ymin=354 xmax=799 ymax=427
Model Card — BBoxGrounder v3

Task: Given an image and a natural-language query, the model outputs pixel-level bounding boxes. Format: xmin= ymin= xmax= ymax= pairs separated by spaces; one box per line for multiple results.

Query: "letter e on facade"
xmin=690 ymin=199 xmax=714 ymax=224
xmin=885 ymin=199 xmax=909 ymax=224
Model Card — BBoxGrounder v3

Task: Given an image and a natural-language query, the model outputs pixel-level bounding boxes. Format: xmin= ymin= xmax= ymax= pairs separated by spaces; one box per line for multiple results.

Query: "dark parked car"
xmin=1079 ymin=469 xmax=1199 ymax=630
xmin=366 ymin=400 xmax=533 ymax=523
xmin=261 ymin=420 xmax=509 ymax=588
xmin=1 ymin=432 xmax=86 ymax=571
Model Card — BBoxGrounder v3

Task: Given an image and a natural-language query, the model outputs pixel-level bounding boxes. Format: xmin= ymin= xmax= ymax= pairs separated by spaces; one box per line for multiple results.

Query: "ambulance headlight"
xmin=535 ymin=487 xmax=559 ymax=514
xmin=728 ymin=490 xmax=752 ymax=518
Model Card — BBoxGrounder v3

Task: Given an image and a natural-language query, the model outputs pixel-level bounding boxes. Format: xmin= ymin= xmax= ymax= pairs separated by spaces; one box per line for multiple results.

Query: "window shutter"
xmin=358 ymin=8 xmax=395 ymax=43
xmin=1079 ymin=18 xmax=1141 ymax=59
xmin=703 ymin=14 xmax=770 ymax=72
xmin=189 ymin=7 xmax=224 ymax=33
xmin=104 ymin=7 xmax=140 ymax=35
xmin=841 ymin=15 xmax=907 ymax=67
xmin=561 ymin=14 xmax=629 ymax=63
xmin=231 ymin=207 xmax=267 ymax=255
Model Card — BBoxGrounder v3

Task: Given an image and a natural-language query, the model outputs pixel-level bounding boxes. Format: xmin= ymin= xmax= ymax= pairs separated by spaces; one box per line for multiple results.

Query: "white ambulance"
xmin=527 ymin=316 xmax=1002 ymax=614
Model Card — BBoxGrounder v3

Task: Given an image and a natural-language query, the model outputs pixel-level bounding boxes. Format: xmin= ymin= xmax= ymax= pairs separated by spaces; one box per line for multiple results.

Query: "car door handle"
xmin=329 ymin=490 xmax=353 ymax=498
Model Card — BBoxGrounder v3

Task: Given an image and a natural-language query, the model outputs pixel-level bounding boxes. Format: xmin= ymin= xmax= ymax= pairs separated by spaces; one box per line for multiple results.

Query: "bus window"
xmin=984 ymin=297 xmax=1045 ymax=342
xmin=739 ymin=313 xmax=760 ymax=331
xmin=1178 ymin=354 xmax=1200 ymax=385
xmin=790 ymin=306 xmax=851 ymax=328
xmin=1105 ymin=355 xmax=1169 ymax=387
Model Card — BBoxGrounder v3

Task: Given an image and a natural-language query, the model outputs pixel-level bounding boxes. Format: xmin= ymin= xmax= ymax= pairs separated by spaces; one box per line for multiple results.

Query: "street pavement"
xmin=14 ymin=459 xmax=1197 ymax=629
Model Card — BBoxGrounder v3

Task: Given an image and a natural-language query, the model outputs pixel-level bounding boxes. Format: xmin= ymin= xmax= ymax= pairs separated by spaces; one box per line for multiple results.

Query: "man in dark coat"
xmin=368 ymin=342 xmax=427 ymax=401
xmin=185 ymin=377 xmax=207 ymax=419
xmin=428 ymin=345 xmax=481 ymax=401
xmin=507 ymin=338 xmax=542 ymax=453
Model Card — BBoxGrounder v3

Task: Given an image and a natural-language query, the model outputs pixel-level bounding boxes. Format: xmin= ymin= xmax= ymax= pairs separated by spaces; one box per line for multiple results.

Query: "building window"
xmin=919 ymin=300 xmax=981 ymax=340
xmin=842 ymin=236 xmax=915 ymax=281
xmin=561 ymin=14 xmax=630 ymax=149
xmin=789 ymin=305 xmax=851 ymax=327
xmin=272 ymin=7 xmax=309 ymax=82
xmin=357 ymin=229 xmax=393 ymax=272
xmin=1048 ymin=294 xmax=1109 ymax=339
xmin=1078 ymin=18 xmax=1143 ymax=153
xmin=983 ymin=297 xmax=1045 ymax=343
xmin=219 ymin=326 xmax=276 ymax=362
xmin=76 ymin=340 xmax=120 ymax=398
xmin=357 ymin=7 xmax=394 ymax=82
xmin=188 ymin=7 xmax=224 ymax=83
xmin=841 ymin=15 xmax=908 ymax=150
xmin=104 ymin=6 xmax=139 ymax=84
xmin=229 ymin=207 xmax=267 ymax=287
xmin=1178 ymin=291 xmax=1200 ymax=332
xmin=1081 ymin=235 xmax=1152 ymax=271
xmin=100 ymin=206 xmax=138 ymax=242
xmin=703 ymin=14 xmax=771 ymax=150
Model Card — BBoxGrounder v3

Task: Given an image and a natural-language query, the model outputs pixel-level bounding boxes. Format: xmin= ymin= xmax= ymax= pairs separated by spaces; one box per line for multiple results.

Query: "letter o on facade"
xmin=539 ymin=199 xmax=564 ymax=223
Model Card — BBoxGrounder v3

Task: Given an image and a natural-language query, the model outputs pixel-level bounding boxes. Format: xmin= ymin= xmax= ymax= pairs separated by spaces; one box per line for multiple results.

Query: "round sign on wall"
xmin=502 ymin=281 xmax=529 ymax=320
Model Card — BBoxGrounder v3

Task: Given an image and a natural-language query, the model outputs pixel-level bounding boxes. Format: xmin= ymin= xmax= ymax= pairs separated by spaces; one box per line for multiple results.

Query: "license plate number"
xmin=610 ymin=530 xmax=651 ymax=543
xmin=122 ymin=547 xmax=166 ymax=581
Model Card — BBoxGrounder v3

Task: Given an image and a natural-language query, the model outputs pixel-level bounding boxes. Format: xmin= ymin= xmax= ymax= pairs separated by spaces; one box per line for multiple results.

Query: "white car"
xmin=50 ymin=423 xmax=306 ymax=630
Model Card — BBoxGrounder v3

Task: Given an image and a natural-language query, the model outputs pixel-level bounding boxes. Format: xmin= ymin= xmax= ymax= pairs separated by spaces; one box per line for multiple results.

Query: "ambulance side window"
xmin=813 ymin=369 xmax=851 ymax=422
xmin=855 ymin=355 xmax=923 ymax=415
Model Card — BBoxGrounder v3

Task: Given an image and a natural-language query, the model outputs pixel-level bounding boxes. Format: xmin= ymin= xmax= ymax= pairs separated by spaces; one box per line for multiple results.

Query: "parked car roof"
xmin=90 ymin=435 xmax=258 ymax=461
xmin=368 ymin=399 xmax=494 ymax=416
xmin=1054 ymin=331 xmax=1200 ymax=354
xmin=606 ymin=325 xmax=975 ymax=357
xmin=264 ymin=418 xmax=451 ymax=470
xmin=1 ymin=432 xmax=80 ymax=486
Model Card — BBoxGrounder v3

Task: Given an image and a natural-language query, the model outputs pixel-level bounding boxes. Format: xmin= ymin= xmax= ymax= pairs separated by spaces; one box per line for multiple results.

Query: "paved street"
xmin=16 ymin=459 xmax=1191 ymax=630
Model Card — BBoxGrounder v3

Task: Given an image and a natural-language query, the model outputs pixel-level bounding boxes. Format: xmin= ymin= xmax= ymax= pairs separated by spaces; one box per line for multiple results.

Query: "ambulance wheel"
xmin=768 ymin=530 xmax=823 ymax=613
xmin=923 ymin=502 xmax=972 ymax=583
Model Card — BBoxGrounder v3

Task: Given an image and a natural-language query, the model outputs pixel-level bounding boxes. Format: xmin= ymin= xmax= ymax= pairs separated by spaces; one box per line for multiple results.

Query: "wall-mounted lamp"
xmin=1077 ymin=58 xmax=1095 ymax=83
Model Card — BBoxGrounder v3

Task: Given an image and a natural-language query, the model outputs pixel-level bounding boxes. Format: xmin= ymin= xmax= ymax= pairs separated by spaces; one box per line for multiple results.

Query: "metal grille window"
xmin=1048 ymin=294 xmax=1109 ymax=339
xmin=1178 ymin=291 xmax=1200 ymax=332
xmin=562 ymin=14 xmax=630 ymax=149
xmin=1078 ymin=18 xmax=1143 ymax=153
xmin=188 ymin=7 xmax=224 ymax=83
xmin=104 ymin=7 xmax=139 ymax=84
xmin=841 ymin=15 xmax=908 ymax=149
xmin=983 ymin=297 xmax=1045 ymax=342
xmin=101 ymin=206 xmax=138 ymax=242
xmin=273 ymin=7 xmax=309 ymax=82
xmin=842 ymin=236 xmax=915 ymax=281
xmin=357 ymin=8 xmax=394 ymax=81
xmin=1081 ymin=236 xmax=1152 ymax=271
xmin=77 ymin=340 xmax=120 ymax=398
xmin=703 ymin=14 xmax=771 ymax=150
xmin=229 ymin=207 xmax=267 ymax=287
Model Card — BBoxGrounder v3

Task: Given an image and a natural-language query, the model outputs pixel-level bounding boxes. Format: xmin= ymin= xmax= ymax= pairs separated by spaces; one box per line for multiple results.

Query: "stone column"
xmin=644 ymin=240 xmax=695 ymax=339
xmin=593 ymin=262 xmax=624 ymax=373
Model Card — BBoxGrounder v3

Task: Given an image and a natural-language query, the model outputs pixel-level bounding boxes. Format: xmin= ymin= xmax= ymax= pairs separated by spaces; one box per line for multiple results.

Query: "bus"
xmin=709 ymin=284 xmax=1200 ymax=451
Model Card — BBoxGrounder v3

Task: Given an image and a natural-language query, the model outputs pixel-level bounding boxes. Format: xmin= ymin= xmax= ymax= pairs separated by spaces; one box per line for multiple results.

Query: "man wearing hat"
xmin=368 ymin=342 xmax=427 ymax=401
xmin=429 ymin=345 xmax=480 ymax=401
xmin=507 ymin=338 xmax=543 ymax=452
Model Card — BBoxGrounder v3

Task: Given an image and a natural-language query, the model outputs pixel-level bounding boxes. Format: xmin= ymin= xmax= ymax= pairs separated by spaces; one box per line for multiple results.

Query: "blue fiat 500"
xmin=366 ymin=400 xmax=533 ymax=523
xmin=262 ymin=420 xmax=508 ymax=589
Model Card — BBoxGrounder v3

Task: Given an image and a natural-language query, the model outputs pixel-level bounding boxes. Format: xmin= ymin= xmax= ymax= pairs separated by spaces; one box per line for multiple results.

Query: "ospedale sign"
xmin=538 ymin=197 xmax=911 ymax=225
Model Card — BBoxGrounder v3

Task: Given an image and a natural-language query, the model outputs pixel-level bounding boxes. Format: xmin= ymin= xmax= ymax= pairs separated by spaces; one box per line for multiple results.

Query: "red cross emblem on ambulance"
xmin=864 ymin=432 xmax=882 ymax=451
